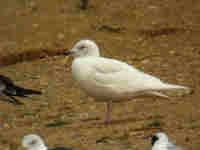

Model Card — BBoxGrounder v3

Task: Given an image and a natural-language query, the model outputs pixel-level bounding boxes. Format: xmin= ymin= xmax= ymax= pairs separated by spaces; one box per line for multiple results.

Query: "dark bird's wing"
xmin=0 ymin=75 xmax=22 ymax=104
xmin=0 ymin=80 xmax=6 ymax=92
xmin=11 ymin=86 xmax=42 ymax=97
xmin=0 ymin=75 xmax=41 ymax=104
xmin=0 ymin=75 xmax=16 ymax=86
xmin=0 ymin=74 xmax=42 ymax=97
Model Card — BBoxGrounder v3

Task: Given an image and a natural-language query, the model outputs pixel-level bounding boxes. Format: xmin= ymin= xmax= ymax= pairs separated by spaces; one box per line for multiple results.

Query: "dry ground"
xmin=0 ymin=0 xmax=200 ymax=150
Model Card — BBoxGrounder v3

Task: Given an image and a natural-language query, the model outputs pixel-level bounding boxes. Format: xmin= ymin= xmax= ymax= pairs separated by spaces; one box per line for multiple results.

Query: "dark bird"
xmin=0 ymin=75 xmax=41 ymax=105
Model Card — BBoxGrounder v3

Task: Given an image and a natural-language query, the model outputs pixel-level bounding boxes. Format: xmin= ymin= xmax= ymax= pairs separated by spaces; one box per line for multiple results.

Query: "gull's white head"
xmin=151 ymin=132 xmax=169 ymax=146
xmin=64 ymin=40 xmax=100 ymax=57
xmin=22 ymin=134 xmax=47 ymax=150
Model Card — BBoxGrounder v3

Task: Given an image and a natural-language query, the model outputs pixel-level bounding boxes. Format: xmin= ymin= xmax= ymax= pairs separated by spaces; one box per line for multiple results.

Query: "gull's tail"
xmin=157 ymin=82 xmax=193 ymax=95
xmin=147 ymin=83 xmax=193 ymax=98
xmin=161 ymin=83 xmax=189 ymax=90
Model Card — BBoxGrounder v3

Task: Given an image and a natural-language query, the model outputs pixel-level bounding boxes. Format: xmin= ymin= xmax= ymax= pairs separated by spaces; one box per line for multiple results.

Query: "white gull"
xmin=63 ymin=40 xmax=190 ymax=124
xmin=22 ymin=134 xmax=75 ymax=150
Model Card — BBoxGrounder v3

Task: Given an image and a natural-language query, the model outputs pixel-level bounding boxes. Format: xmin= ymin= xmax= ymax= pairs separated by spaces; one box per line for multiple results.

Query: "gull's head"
xmin=64 ymin=40 xmax=100 ymax=58
xmin=151 ymin=132 xmax=169 ymax=146
xmin=22 ymin=134 xmax=47 ymax=150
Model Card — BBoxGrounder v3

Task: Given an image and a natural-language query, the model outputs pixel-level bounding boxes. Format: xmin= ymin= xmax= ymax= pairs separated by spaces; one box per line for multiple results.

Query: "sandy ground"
xmin=0 ymin=0 xmax=200 ymax=150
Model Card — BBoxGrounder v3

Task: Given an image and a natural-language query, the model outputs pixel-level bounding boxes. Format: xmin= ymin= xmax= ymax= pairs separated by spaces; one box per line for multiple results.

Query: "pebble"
xmin=57 ymin=33 xmax=65 ymax=41
xmin=79 ymin=113 xmax=89 ymax=120
xmin=32 ymin=23 xmax=39 ymax=29
xmin=169 ymin=50 xmax=176 ymax=55
xmin=4 ymin=123 xmax=9 ymax=128
xmin=141 ymin=59 xmax=150 ymax=64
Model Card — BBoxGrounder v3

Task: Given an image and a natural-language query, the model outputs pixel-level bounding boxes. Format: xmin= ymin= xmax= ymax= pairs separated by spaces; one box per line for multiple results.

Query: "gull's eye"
xmin=79 ymin=45 xmax=86 ymax=50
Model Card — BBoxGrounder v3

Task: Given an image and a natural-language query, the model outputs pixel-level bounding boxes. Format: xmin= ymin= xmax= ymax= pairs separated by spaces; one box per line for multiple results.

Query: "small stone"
xmin=79 ymin=113 xmax=89 ymax=120
xmin=162 ymin=63 xmax=169 ymax=68
xmin=23 ymin=39 xmax=29 ymax=44
xmin=87 ymin=97 xmax=94 ymax=102
xmin=57 ymin=33 xmax=65 ymax=41
xmin=141 ymin=59 xmax=150 ymax=64
xmin=4 ymin=123 xmax=9 ymax=128
xmin=32 ymin=23 xmax=39 ymax=29
xmin=39 ymin=77 xmax=49 ymax=86
xmin=148 ymin=5 xmax=158 ymax=9
xmin=169 ymin=50 xmax=176 ymax=55
xmin=90 ymin=105 xmax=96 ymax=110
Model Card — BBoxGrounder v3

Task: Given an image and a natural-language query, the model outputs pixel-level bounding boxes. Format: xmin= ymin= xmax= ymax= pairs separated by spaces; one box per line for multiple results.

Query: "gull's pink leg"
xmin=105 ymin=102 xmax=112 ymax=124
xmin=95 ymin=102 xmax=112 ymax=125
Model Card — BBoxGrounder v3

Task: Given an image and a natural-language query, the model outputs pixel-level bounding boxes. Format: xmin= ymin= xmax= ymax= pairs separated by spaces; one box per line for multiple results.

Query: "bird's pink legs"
xmin=104 ymin=102 xmax=112 ymax=124
xmin=94 ymin=102 xmax=112 ymax=125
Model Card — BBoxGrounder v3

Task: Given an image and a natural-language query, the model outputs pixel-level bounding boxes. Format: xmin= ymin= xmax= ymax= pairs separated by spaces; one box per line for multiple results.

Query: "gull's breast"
xmin=71 ymin=58 xmax=123 ymax=101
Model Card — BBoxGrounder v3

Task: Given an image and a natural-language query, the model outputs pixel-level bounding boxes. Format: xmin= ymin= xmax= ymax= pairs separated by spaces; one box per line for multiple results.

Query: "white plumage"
xmin=22 ymin=134 xmax=75 ymax=150
xmin=64 ymin=40 xmax=190 ymax=123
xmin=151 ymin=132 xmax=184 ymax=150
xmin=22 ymin=134 xmax=47 ymax=150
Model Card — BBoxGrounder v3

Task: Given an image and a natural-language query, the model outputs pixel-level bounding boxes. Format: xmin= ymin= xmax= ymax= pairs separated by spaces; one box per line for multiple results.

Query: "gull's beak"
xmin=62 ymin=50 xmax=73 ymax=56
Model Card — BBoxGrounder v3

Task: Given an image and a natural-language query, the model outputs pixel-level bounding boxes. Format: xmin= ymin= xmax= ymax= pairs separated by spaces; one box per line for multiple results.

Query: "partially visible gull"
xmin=62 ymin=39 xmax=191 ymax=124
xmin=22 ymin=134 xmax=75 ymax=150
xmin=0 ymin=75 xmax=41 ymax=105
xmin=151 ymin=132 xmax=184 ymax=150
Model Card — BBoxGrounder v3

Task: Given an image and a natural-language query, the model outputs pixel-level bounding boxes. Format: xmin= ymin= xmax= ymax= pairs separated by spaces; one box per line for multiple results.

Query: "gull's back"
xmin=73 ymin=56 xmax=163 ymax=85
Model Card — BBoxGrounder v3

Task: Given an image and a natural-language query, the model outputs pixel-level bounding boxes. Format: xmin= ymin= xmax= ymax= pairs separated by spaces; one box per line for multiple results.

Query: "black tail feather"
xmin=4 ymin=86 xmax=42 ymax=97
xmin=14 ymin=86 xmax=42 ymax=97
